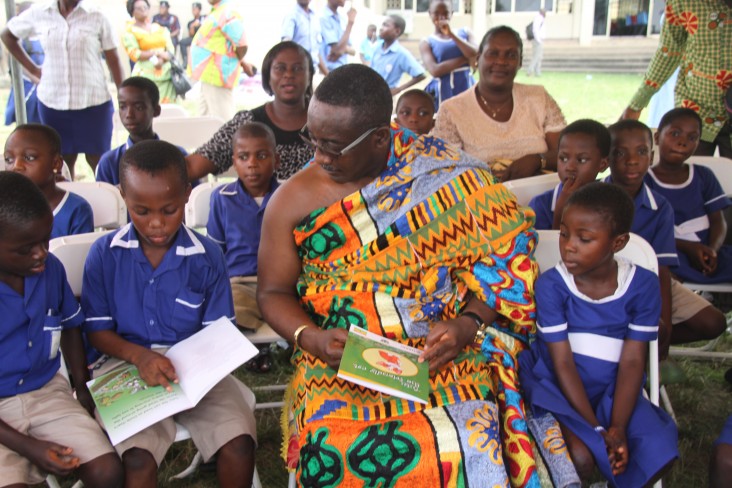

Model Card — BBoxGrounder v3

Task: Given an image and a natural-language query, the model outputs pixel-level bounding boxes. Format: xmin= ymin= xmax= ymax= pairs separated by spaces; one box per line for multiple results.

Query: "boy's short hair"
xmin=121 ymin=76 xmax=161 ymax=108
xmin=234 ymin=122 xmax=277 ymax=150
xmin=657 ymin=107 xmax=703 ymax=133
xmin=0 ymin=171 xmax=51 ymax=237
xmin=119 ymin=140 xmax=187 ymax=191
xmin=566 ymin=182 xmax=634 ymax=236
xmin=389 ymin=14 xmax=406 ymax=36
xmin=396 ymin=89 xmax=435 ymax=112
xmin=192 ymin=1 xmax=202 ymax=7
xmin=314 ymin=64 xmax=392 ymax=133
xmin=11 ymin=123 xmax=62 ymax=155
xmin=608 ymin=119 xmax=653 ymax=149
xmin=559 ymin=119 xmax=612 ymax=158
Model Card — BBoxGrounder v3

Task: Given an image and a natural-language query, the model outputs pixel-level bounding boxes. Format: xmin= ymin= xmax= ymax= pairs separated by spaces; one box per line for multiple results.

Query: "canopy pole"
xmin=5 ymin=0 xmax=27 ymax=124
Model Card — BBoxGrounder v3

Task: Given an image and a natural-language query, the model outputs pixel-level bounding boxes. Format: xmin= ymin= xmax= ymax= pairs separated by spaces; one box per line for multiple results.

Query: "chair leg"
xmin=288 ymin=469 xmax=297 ymax=488
xmin=252 ymin=466 xmax=262 ymax=488
xmin=168 ymin=450 xmax=203 ymax=481
xmin=660 ymin=386 xmax=676 ymax=424
xmin=46 ymin=475 xmax=62 ymax=488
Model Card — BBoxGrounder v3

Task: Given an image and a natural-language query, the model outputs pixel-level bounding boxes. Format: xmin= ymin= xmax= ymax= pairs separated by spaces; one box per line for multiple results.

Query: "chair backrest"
xmin=159 ymin=104 xmax=190 ymax=119
xmin=535 ymin=229 xmax=661 ymax=406
xmin=50 ymin=230 xmax=114 ymax=295
xmin=691 ymin=156 xmax=732 ymax=196
xmin=185 ymin=181 xmax=225 ymax=229
xmin=503 ymin=172 xmax=560 ymax=206
xmin=154 ymin=116 xmax=225 ymax=153
xmin=57 ymin=181 xmax=127 ymax=229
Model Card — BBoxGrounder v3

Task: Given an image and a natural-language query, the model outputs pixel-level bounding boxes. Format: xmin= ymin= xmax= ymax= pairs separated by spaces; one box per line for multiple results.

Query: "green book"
xmin=337 ymin=324 xmax=429 ymax=404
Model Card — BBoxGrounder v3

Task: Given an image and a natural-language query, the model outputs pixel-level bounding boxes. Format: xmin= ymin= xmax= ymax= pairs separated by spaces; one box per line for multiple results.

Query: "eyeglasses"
xmin=299 ymin=125 xmax=381 ymax=159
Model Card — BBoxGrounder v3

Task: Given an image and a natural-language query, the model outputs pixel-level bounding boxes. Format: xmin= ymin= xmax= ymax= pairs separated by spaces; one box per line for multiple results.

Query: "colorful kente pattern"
xmin=285 ymin=127 xmax=544 ymax=486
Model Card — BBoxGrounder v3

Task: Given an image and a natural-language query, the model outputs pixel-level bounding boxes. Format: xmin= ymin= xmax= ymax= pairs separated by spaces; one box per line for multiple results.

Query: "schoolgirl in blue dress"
xmin=519 ymin=182 xmax=678 ymax=487
xmin=645 ymin=107 xmax=732 ymax=284
xmin=419 ymin=0 xmax=476 ymax=110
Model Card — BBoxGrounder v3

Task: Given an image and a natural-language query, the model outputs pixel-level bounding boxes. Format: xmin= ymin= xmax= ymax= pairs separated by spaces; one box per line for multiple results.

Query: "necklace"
xmin=477 ymin=89 xmax=512 ymax=118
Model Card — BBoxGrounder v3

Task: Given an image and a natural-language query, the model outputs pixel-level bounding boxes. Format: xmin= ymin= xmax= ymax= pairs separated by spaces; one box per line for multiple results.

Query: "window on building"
xmin=493 ymin=0 xmax=553 ymax=12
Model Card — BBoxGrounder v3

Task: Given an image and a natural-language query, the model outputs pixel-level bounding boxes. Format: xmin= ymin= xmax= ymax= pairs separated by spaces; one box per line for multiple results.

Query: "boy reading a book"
xmin=0 ymin=171 xmax=122 ymax=488
xmin=81 ymin=140 xmax=255 ymax=487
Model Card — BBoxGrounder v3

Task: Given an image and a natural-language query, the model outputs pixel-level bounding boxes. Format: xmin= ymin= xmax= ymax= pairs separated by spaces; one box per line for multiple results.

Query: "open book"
xmin=337 ymin=324 xmax=429 ymax=404
xmin=87 ymin=317 xmax=258 ymax=445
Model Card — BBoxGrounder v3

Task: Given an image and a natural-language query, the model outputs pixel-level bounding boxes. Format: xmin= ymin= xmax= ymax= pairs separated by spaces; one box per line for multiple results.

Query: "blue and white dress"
xmin=645 ymin=163 xmax=732 ymax=283
xmin=519 ymin=258 xmax=678 ymax=488
xmin=51 ymin=191 xmax=93 ymax=239
xmin=423 ymin=28 xmax=474 ymax=110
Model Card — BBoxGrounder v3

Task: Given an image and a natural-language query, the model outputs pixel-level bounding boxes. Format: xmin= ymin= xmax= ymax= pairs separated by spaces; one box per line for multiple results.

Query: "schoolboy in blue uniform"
xmin=81 ymin=140 xmax=256 ymax=487
xmin=371 ymin=14 xmax=425 ymax=96
xmin=529 ymin=119 xmax=609 ymax=230
xmin=96 ymin=77 xmax=187 ymax=186
xmin=608 ymin=119 xmax=726 ymax=358
xmin=0 ymin=172 xmax=122 ymax=487
xmin=5 ymin=123 xmax=93 ymax=239
xmin=207 ymin=122 xmax=279 ymax=333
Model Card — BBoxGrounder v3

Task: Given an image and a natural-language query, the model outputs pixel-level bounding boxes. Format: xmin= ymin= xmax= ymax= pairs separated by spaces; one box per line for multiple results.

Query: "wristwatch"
xmin=462 ymin=311 xmax=488 ymax=344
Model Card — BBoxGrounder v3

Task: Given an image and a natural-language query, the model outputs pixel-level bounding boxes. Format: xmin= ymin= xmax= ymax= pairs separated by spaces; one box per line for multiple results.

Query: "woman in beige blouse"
xmin=432 ymin=25 xmax=566 ymax=181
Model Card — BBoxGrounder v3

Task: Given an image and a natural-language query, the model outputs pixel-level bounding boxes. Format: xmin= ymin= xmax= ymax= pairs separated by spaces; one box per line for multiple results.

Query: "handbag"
xmin=169 ymin=55 xmax=192 ymax=98
xmin=525 ymin=22 xmax=534 ymax=41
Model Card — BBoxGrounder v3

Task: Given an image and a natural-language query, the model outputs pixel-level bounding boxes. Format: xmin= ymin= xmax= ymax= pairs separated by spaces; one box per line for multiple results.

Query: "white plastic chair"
xmin=503 ymin=172 xmax=560 ymax=206
xmin=154 ymin=116 xmax=225 ymax=153
xmin=185 ymin=181 xmax=225 ymax=230
xmin=159 ymin=103 xmax=190 ymax=119
xmin=536 ymin=230 xmax=667 ymax=487
xmin=57 ymin=181 xmax=127 ymax=230
xmin=49 ymin=231 xmax=263 ymax=486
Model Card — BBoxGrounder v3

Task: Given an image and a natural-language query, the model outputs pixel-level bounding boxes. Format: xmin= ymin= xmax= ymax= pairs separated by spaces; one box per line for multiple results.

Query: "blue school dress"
xmin=423 ymin=28 xmax=474 ymax=110
xmin=645 ymin=164 xmax=732 ymax=283
xmin=519 ymin=258 xmax=678 ymax=488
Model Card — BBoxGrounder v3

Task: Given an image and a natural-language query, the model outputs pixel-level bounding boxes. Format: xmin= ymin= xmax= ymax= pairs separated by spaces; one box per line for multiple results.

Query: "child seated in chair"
xmin=81 ymin=140 xmax=256 ymax=487
xmin=96 ymin=77 xmax=187 ymax=186
xmin=207 ymin=122 xmax=280 ymax=371
xmin=5 ymin=123 xmax=93 ymax=238
xmin=0 ymin=172 xmax=122 ymax=488
xmin=608 ymin=119 xmax=726 ymax=361
xmin=645 ymin=107 xmax=732 ymax=284
xmin=529 ymin=119 xmax=610 ymax=230
xmin=519 ymin=182 xmax=678 ymax=487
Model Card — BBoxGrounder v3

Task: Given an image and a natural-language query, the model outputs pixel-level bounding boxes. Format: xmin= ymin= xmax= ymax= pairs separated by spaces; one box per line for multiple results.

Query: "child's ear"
xmin=52 ymin=154 xmax=64 ymax=175
xmin=653 ymin=130 xmax=660 ymax=146
xmin=184 ymin=182 xmax=192 ymax=203
xmin=598 ymin=157 xmax=609 ymax=173
xmin=153 ymin=105 xmax=162 ymax=118
xmin=612 ymin=232 xmax=630 ymax=253
xmin=274 ymin=153 xmax=281 ymax=170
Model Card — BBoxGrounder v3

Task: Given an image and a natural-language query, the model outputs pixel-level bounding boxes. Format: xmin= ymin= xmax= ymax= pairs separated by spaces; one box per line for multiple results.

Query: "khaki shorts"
xmin=94 ymin=353 xmax=256 ymax=466
xmin=671 ymin=278 xmax=712 ymax=324
xmin=231 ymin=277 xmax=267 ymax=331
xmin=0 ymin=373 xmax=115 ymax=485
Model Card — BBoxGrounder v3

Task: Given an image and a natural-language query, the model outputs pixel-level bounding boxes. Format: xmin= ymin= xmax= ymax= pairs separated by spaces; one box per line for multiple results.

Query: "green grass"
xmin=5 ymin=73 xmax=729 ymax=487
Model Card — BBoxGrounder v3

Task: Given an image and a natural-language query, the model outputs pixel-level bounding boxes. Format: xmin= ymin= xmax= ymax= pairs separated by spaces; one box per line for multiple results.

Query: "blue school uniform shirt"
xmin=535 ymin=258 xmax=660 ymax=391
xmin=645 ymin=164 xmax=731 ymax=244
xmin=0 ymin=253 xmax=84 ymax=396
xmin=207 ymin=178 xmax=279 ymax=278
xmin=528 ymin=182 xmax=561 ymax=230
xmin=281 ymin=4 xmax=321 ymax=68
xmin=81 ymin=223 xmax=235 ymax=348
xmin=603 ymin=177 xmax=679 ymax=267
xmin=319 ymin=6 xmax=349 ymax=71
xmin=370 ymin=39 xmax=424 ymax=89
xmin=96 ymin=135 xmax=188 ymax=186
xmin=51 ymin=191 xmax=94 ymax=239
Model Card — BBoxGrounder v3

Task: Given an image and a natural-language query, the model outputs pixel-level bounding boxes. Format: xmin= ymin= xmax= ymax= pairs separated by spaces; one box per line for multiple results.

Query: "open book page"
xmin=337 ymin=324 xmax=430 ymax=404
xmin=88 ymin=364 xmax=193 ymax=445
xmin=87 ymin=317 xmax=258 ymax=445
xmin=166 ymin=316 xmax=259 ymax=405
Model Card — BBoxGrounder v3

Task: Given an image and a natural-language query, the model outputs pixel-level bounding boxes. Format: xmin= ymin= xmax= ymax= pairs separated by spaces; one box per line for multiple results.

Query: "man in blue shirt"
xmin=371 ymin=15 xmax=425 ymax=96
xmin=319 ymin=0 xmax=356 ymax=73
xmin=281 ymin=0 xmax=326 ymax=74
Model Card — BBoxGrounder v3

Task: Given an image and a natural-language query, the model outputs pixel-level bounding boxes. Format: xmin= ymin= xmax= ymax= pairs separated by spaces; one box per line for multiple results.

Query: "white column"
xmin=578 ymin=0 xmax=595 ymax=46
xmin=472 ymin=0 xmax=488 ymax=38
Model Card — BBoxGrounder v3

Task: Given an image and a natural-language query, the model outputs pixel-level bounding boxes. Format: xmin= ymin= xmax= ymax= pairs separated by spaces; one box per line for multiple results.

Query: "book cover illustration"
xmin=337 ymin=324 xmax=429 ymax=404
